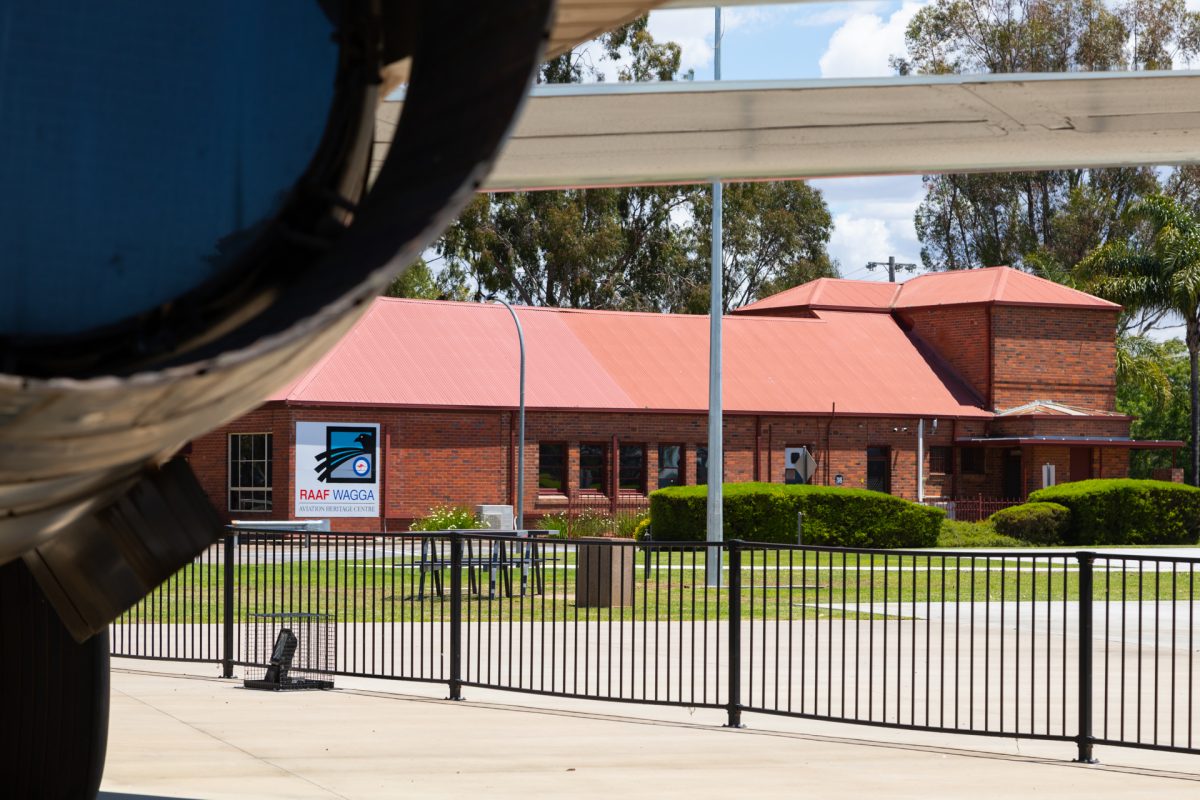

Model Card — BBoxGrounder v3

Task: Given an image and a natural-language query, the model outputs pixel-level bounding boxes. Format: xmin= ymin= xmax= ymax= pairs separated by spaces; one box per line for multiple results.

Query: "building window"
xmin=658 ymin=444 xmax=682 ymax=488
xmin=539 ymin=443 xmax=566 ymax=493
xmin=929 ymin=446 xmax=952 ymax=475
xmin=229 ymin=433 xmax=273 ymax=512
xmin=579 ymin=443 xmax=608 ymax=493
xmin=619 ymin=444 xmax=646 ymax=493
xmin=866 ymin=446 xmax=890 ymax=494
xmin=696 ymin=446 xmax=708 ymax=485
xmin=961 ymin=447 xmax=985 ymax=475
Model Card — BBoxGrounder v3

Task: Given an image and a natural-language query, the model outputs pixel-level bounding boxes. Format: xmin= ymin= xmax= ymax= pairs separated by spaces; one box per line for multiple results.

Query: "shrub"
xmin=616 ymin=511 xmax=649 ymax=539
xmin=409 ymin=505 xmax=487 ymax=532
xmin=631 ymin=516 xmax=652 ymax=541
xmin=1028 ymin=479 xmax=1200 ymax=546
xmin=937 ymin=519 xmax=1027 ymax=548
xmin=537 ymin=509 xmax=613 ymax=538
xmin=988 ymin=502 xmax=1070 ymax=545
xmin=649 ymin=482 xmax=943 ymax=548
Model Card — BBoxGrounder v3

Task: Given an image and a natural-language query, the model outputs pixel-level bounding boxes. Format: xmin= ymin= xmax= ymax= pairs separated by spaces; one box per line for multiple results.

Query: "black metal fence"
xmin=110 ymin=530 xmax=1199 ymax=761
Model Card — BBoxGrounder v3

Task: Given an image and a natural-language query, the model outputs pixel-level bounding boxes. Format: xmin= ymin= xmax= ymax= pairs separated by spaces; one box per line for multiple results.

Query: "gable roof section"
xmin=734 ymin=266 xmax=1120 ymax=316
xmin=893 ymin=267 xmax=1120 ymax=310
xmin=271 ymin=298 xmax=988 ymax=418
xmin=735 ymin=278 xmax=900 ymax=314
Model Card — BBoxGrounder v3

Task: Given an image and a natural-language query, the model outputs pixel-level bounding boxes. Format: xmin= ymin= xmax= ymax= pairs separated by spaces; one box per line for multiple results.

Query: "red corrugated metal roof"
xmin=271 ymin=298 xmax=989 ymax=418
xmin=733 ymin=266 xmax=1119 ymax=316
xmin=893 ymin=266 xmax=1120 ymax=310
xmin=736 ymin=277 xmax=900 ymax=314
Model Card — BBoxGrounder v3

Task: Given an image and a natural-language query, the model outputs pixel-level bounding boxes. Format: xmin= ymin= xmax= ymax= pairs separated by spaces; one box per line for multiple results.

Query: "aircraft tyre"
xmin=0 ymin=559 xmax=110 ymax=799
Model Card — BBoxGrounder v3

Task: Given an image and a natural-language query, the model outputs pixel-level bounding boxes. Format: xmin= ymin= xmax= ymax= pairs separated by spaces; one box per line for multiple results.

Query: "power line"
xmin=865 ymin=255 xmax=918 ymax=283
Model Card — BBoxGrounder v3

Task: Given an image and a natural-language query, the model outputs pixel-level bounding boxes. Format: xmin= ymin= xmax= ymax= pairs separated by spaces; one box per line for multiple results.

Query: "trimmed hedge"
xmin=1028 ymin=479 xmax=1200 ymax=546
xmin=937 ymin=519 xmax=1027 ymax=548
xmin=649 ymin=482 xmax=943 ymax=548
xmin=988 ymin=502 xmax=1070 ymax=545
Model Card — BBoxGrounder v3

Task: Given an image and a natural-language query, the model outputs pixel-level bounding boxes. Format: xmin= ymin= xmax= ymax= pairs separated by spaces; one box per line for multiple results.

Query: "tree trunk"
xmin=1188 ymin=317 xmax=1200 ymax=486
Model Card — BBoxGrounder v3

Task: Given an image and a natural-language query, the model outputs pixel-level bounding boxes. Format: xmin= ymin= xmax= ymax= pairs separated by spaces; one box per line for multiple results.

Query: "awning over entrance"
xmin=954 ymin=436 xmax=1183 ymax=450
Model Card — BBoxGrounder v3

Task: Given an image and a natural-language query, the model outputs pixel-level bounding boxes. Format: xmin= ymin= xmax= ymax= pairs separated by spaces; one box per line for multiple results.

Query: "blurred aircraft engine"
xmin=0 ymin=2 xmax=552 ymax=795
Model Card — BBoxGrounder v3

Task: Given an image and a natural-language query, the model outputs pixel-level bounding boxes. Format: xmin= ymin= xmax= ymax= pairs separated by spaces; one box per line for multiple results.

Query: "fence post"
xmin=726 ymin=540 xmax=744 ymax=728
xmin=449 ymin=533 xmax=464 ymax=700
xmin=1075 ymin=552 xmax=1097 ymax=763
xmin=221 ymin=532 xmax=234 ymax=679
xmin=796 ymin=512 xmax=803 ymax=546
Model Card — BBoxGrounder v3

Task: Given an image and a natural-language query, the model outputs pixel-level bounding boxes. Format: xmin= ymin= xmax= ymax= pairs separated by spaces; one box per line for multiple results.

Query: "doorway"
xmin=1002 ymin=450 xmax=1023 ymax=499
xmin=1070 ymin=447 xmax=1094 ymax=483
xmin=866 ymin=446 xmax=890 ymax=494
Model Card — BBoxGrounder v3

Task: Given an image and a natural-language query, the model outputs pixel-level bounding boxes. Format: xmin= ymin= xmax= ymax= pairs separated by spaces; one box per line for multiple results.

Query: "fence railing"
xmin=924 ymin=496 xmax=1024 ymax=522
xmin=537 ymin=493 xmax=650 ymax=537
xmin=110 ymin=530 xmax=1199 ymax=761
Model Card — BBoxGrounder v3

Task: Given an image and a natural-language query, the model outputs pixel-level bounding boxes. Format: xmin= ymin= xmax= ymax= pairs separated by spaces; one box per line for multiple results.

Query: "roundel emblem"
xmin=352 ymin=456 xmax=371 ymax=477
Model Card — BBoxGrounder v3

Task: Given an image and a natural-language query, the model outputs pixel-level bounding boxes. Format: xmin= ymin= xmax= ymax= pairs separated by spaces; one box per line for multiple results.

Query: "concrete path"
xmin=102 ymin=660 xmax=1200 ymax=800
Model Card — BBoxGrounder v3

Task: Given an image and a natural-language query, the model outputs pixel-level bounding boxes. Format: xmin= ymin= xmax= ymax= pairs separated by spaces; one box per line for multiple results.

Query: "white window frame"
xmin=228 ymin=432 xmax=273 ymax=513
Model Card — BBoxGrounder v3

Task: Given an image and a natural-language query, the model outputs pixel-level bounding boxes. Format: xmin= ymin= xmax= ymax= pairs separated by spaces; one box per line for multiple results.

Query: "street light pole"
xmin=493 ymin=299 xmax=526 ymax=530
xmin=706 ymin=6 xmax=723 ymax=589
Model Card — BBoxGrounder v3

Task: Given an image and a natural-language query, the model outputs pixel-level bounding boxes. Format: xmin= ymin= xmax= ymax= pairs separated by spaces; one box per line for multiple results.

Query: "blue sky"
xmin=645 ymin=2 xmax=929 ymax=282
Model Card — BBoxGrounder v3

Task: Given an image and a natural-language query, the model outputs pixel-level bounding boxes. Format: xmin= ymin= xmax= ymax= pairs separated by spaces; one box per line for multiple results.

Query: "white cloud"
xmin=827 ymin=214 xmax=895 ymax=278
xmin=646 ymin=7 xmax=774 ymax=77
xmin=818 ymin=2 xmax=927 ymax=78
xmin=647 ymin=9 xmax=717 ymax=75
xmin=814 ymin=175 xmax=925 ymax=279
xmin=795 ymin=2 xmax=889 ymax=29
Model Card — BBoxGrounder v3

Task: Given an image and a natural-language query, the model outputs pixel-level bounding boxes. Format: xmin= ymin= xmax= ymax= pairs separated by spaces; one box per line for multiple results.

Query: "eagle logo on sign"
xmin=314 ymin=427 xmax=376 ymax=483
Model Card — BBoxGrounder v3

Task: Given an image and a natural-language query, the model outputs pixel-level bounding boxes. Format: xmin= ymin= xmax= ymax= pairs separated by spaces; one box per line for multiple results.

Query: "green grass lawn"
xmin=113 ymin=552 xmax=1197 ymax=626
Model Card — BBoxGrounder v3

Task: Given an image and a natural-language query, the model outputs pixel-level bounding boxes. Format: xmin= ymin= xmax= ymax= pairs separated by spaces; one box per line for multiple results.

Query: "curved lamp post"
xmin=493 ymin=299 xmax=526 ymax=530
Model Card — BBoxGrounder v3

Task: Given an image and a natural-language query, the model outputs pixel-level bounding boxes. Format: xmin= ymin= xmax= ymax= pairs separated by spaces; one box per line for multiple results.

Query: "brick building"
xmin=187 ymin=267 xmax=1180 ymax=531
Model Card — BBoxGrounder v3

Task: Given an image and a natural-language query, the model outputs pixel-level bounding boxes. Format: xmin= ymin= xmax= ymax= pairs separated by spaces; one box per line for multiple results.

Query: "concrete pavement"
xmin=101 ymin=660 xmax=1200 ymax=799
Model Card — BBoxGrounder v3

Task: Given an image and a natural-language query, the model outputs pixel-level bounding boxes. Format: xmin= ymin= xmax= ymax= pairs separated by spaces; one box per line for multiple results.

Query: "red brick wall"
xmin=187 ymin=406 xmax=1133 ymax=531
xmin=899 ymin=305 xmax=991 ymax=401
xmin=991 ymin=306 xmax=1119 ymax=411
xmin=991 ymin=415 xmax=1130 ymax=438
xmin=187 ymin=405 xmax=294 ymax=526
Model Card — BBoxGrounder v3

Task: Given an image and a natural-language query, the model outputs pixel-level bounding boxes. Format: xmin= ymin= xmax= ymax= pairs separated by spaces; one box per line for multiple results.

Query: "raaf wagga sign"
xmin=295 ymin=421 xmax=380 ymax=517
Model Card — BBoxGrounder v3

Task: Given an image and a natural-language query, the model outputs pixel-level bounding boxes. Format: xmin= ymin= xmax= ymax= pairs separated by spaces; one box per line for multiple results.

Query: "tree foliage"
xmin=389 ymin=18 xmax=836 ymax=312
xmin=1117 ymin=338 xmax=1190 ymax=480
xmin=898 ymin=0 xmax=1200 ymax=273
xmin=1080 ymin=195 xmax=1200 ymax=484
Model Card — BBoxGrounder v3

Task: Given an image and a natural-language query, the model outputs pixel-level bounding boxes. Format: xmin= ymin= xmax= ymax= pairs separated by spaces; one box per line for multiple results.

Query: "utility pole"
xmin=706 ymin=5 xmax=723 ymax=589
xmin=866 ymin=255 xmax=918 ymax=283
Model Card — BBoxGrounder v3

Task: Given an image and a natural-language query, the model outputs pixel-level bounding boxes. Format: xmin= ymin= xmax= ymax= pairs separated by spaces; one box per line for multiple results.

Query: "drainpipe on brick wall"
xmin=767 ymin=424 xmax=773 ymax=483
xmin=826 ymin=403 xmax=835 ymax=485
xmin=951 ymin=419 xmax=959 ymax=498
xmin=917 ymin=418 xmax=925 ymax=503
xmin=611 ymin=433 xmax=619 ymax=517
xmin=754 ymin=416 xmax=762 ymax=481
xmin=381 ymin=426 xmax=390 ymax=532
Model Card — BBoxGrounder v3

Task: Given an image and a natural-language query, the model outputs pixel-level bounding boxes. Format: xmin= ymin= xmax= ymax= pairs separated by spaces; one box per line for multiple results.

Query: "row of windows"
xmin=928 ymin=446 xmax=985 ymax=475
xmin=541 ymin=443 xmax=987 ymax=497
xmin=227 ymin=434 xmax=990 ymax=513
xmin=539 ymin=443 xmax=711 ymax=494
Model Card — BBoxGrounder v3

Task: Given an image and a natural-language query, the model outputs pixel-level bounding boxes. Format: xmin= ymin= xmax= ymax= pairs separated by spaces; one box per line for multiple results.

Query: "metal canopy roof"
xmin=955 ymin=436 xmax=1183 ymax=449
xmin=375 ymin=71 xmax=1200 ymax=190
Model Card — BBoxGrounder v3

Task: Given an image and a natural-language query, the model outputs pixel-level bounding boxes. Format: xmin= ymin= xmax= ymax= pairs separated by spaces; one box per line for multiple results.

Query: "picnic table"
xmin=417 ymin=530 xmax=555 ymax=600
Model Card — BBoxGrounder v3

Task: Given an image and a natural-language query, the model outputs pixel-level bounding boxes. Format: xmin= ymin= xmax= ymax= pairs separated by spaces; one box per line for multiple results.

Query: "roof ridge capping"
xmin=891 ymin=266 xmax=1120 ymax=310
